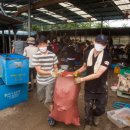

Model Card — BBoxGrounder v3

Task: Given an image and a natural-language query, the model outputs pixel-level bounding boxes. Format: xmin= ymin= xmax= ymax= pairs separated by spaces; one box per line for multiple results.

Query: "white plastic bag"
xmin=107 ymin=108 xmax=130 ymax=128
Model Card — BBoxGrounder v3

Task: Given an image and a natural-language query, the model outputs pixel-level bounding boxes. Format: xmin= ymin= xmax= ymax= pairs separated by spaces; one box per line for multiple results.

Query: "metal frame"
xmin=0 ymin=0 xmax=130 ymax=26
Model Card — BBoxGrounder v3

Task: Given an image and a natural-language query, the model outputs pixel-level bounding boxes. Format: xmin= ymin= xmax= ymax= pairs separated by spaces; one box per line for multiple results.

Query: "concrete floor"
xmin=0 ymin=71 xmax=130 ymax=130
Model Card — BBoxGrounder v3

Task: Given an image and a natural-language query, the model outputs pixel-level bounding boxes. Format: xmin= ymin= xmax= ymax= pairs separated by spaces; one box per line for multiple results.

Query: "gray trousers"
xmin=37 ymin=83 xmax=54 ymax=105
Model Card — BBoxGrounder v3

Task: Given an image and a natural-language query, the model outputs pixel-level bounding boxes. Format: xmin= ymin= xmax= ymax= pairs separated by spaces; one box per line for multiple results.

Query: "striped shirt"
xmin=32 ymin=50 xmax=58 ymax=85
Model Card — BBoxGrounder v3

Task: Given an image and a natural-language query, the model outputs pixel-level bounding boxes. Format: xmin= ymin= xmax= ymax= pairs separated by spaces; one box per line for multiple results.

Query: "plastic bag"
xmin=107 ymin=108 xmax=130 ymax=128
xmin=50 ymin=75 xmax=80 ymax=126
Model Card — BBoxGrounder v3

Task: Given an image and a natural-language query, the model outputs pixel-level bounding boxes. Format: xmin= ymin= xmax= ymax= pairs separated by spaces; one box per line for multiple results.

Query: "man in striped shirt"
xmin=32 ymin=35 xmax=58 ymax=126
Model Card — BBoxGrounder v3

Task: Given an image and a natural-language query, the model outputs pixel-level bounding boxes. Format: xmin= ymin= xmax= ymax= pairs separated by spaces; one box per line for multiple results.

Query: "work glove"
xmin=73 ymin=71 xmax=79 ymax=77
xmin=51 ymin=70 xmax=59 ymax=77
xmin=74 ymin=77 xmax=82 ymax=84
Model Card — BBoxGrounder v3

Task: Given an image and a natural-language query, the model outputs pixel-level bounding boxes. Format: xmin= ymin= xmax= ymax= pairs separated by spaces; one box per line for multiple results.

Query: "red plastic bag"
xmin=50 ymin=75 xmax=80 ymax=126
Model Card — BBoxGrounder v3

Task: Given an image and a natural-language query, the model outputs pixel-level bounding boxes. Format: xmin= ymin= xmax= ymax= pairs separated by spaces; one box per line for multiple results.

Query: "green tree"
xmin=28 ymin=21 xmax=110 ymax=31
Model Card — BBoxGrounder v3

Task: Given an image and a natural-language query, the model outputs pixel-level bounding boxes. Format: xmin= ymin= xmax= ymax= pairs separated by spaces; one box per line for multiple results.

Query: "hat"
xmin=36 ymin=35 xmax=47 ymax=44
xmin=27 ymin=37 xmax=35 ymax=44
xmin=95 ymin=34 xmax=108 ymax=44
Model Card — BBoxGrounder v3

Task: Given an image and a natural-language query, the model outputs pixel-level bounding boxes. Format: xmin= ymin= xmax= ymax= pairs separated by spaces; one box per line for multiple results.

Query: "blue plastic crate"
xmin=111 ymin=64 xmax=117 ymax=69
xmin=0 ymin=54 xmax=29 ymax=85
xmin=0 ymin=83 xmax=28 ymax=110
xmin=120 ymin=67 xmax=130 ymax=76
xmin=113 ymin=102 xmax=130 ymax=109
xmin=0 ymin=78 xmax=4 ymax=85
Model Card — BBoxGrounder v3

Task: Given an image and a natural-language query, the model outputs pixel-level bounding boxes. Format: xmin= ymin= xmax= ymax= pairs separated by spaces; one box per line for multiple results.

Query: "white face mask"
xmin=94 ymin=43 xmax=105 ymax=52
xmin=39 ymin=47 xmax=47 ymax=53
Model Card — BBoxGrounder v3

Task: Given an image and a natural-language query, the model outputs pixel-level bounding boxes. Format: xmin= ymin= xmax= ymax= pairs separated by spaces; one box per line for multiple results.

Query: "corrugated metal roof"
xmin=1 ymin=0 xmax=130 ymax=25
xmin=0 ymin=13 xmax=23 ymax=29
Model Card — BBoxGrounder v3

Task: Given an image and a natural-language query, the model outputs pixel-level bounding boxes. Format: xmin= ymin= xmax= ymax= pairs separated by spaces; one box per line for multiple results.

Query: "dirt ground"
xmin=0 ymin=71 xmax=130 ymax=130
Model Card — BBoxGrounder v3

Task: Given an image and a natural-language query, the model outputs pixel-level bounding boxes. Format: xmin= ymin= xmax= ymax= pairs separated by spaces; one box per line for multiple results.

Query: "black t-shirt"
xmin=83 ymin=49 xmax=111 ymax=94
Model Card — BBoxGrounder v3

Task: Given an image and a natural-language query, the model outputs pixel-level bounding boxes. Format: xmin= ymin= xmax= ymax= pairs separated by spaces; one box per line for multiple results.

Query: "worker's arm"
xmin=75 ymin=50 xmax=90 ymax=75
xmin=75 ymin=65 xmax=108 ymax=84
xmin=76 ymin=50 xmax=111 ymax=83
xmin=12 ymin=47 xmax=15 ymax=53
xmin=54 ymin=64 xmax=58 ymax=72
xmin=81 ymin=65 xmax=107 ymax=82
xmin=53 ymin=54 xmax=59 ymax=74
xmin=75 ymin=63 xmax=87 ymax=74
xmin=35 ymin=66 xmax=51 ymax=76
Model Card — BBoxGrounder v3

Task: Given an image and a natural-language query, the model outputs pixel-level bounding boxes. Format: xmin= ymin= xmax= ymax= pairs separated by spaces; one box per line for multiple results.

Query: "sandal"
xmin=48 ymin=116 xmax=56 ymax=126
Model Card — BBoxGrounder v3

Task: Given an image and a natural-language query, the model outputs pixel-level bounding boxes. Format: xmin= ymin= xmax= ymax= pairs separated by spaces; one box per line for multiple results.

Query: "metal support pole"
xmin=28 ymin=0 xmax=31 ymax=37
xmin=14 ymin=32 xmax=17 ymax=41
xmin=2 ymin=30 xmax=5 ymax=53
xmin=13 ymin=28 xmax=17 ymax=41
xmin=8 ymin=27 xmax=11 ymax=53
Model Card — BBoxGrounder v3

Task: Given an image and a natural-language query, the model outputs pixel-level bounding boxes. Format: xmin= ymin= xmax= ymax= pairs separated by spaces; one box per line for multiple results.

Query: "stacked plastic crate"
xmin=120 ymin=67 xmax=130 ymax=76
xmin=117 ymin=67 xmax=130 ymax=99
xmin=0 ymin=54 xmax=29 ymax=110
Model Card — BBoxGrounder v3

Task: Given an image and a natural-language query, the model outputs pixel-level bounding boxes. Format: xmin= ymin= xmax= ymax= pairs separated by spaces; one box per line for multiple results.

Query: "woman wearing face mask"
xmin=32 ymin=35 xmax=59 ymax=126
xmin=74 ymin=34 xmax=111 ymax=130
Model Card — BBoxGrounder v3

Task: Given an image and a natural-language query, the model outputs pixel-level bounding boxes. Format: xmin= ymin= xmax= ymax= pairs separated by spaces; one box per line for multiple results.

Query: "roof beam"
xmin=15 ymin=0 xmax=67 ymax=16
